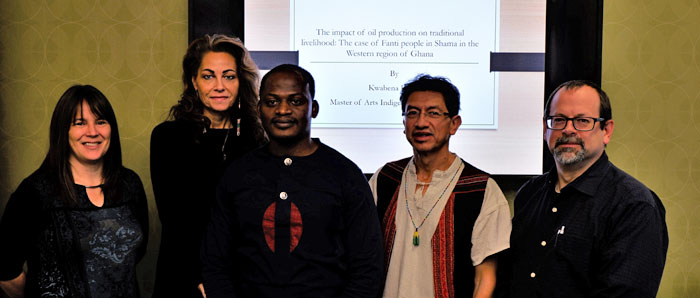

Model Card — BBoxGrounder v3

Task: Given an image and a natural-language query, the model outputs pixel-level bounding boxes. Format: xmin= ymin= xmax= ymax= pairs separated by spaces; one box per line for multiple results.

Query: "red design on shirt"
xmin=290 ymin=202 xmax=303 ymax=252
xmin=262 ymin=202 xmax=304 ymax=253
xmin=263 ymin=202 xmax=276 ymax=252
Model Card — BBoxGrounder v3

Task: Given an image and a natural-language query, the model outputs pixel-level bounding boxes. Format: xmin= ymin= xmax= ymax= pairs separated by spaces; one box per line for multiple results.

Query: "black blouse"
xmin=150 ymin=119 xmax=259 ymax=298
xmin=0 ymin=167 xmax=149 ymax=298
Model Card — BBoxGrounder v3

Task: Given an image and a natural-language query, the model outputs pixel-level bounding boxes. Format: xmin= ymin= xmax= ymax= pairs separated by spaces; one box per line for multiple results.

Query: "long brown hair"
xmin=40 ymin=84 xmax=122 ymax=204
xmin=170 ymin=34 xmax=265 ymax=144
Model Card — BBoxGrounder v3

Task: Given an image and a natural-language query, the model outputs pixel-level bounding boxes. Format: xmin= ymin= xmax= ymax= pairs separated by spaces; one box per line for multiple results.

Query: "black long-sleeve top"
xmin=201 ymin=140 xmax=384 ymax=298
xmin=0 ymin=167 xmax=148 ymax=297
xmin=150 ymin=119 xmax=258 ymax=297
xmin=504 ymin=152 xmax=668 ymax=298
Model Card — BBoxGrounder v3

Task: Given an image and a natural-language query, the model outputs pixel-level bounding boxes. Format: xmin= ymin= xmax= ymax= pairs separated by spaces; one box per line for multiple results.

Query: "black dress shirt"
xmin=505 ymin=152 xmax=668 ymax=298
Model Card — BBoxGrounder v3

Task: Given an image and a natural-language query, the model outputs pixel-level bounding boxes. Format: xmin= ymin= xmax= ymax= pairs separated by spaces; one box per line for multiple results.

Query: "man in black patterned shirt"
xmin=502 ymin=80 xmax=668 ymax=298
xmin=200 ymin=64 xmax=383 ymax=298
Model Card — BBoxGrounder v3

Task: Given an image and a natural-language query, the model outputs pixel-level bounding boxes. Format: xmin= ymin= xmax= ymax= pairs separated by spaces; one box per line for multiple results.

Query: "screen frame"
xmin=187 ymin=0 xmax=604 ymax=180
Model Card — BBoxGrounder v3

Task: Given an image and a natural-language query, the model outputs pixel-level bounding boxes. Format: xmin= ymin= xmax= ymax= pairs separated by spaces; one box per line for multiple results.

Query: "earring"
xmin=236 ymin=98 xmax=241 ymax=136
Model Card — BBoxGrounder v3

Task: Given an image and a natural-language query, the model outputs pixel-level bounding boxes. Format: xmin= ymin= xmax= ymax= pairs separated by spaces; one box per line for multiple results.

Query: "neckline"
xmin=409 ymin=155 xmax=462 ymax=181
xmin=74 ymin=184 xmax=105 ymax=208
xmin=266 ymin=138 xmax=321 ymax=158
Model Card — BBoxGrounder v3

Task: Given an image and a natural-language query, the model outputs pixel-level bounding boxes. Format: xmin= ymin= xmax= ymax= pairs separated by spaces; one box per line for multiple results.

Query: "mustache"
xmin=271 ymin=117 xmax=297 ymax=123
xmin=555 ymin=135 xmax=584 ymax=148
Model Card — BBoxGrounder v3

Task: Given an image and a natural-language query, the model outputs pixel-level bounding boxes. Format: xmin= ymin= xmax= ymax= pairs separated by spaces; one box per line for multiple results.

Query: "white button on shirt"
xmin=530 ymin=272 xmax=536 ymax=278
xmin=280 ymin=192 xmax=288 ymax=200
xmin=284 ymin=158 xmax=292 ymax=166
xmin=552 ymin=207 xmax=558 ymax=213
xmin=541 ymin=241 xmax=547 ymax=247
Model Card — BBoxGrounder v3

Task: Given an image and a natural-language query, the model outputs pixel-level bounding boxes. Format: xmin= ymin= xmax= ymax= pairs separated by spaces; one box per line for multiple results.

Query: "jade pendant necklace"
xmin=404 ymin=160 xmax=462 ymax=246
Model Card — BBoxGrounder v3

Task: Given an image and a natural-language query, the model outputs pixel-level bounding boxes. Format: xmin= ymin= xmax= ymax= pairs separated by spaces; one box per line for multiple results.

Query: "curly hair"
xmin=169 ymin=34 xmax=265 ymax=144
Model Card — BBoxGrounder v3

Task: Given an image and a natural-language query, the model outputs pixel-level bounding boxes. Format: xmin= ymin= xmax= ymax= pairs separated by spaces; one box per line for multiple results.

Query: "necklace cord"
xmin=221 ymin=128 xmax=230 ymax=161
xmin=404 ymin=160 xmax=463 ymax=245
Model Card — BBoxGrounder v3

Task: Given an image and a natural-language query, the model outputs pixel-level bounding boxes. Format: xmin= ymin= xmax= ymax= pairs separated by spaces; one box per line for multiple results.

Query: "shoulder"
xmin=118 ymin=167 xmax=146 ymax=196
xmin=386 ymin=157 xmax=412 ymax=171
xmin=7 ymin=170 xmax=54 ymax=209
xmin=371 ymin=157 xmax=412 ymax=200
xmin=152 ymin=120 xmax=179 ymax=134
xmin=151 ymin=120 xmax=201 ymax=154
xmin=314 ymin=142 xmax=365 ymax=173
xmin=310 ymin=143 xmax=374 ymax=191
xmin=521 ymin=171 xmax=549 ymax=190
xmin=20 ymin=169 xmax=55 ymax=196
xmin=595 ymin=163 xmax=667 ymax=240
xmin=221 ymin=146 xmax=266 ymax=179
xmin=236 ymin=145 xmax=266 ymax=164
xmin=459 ymin=158 xmax=489 ymax=176
xmin=376 ymin=157 xmax=412 ymax=180
xmin=152 ymin=120 xmax=197 ymax=140
xmin=513 ymin=172 xmax=549 ymax=203
xmin=456 ymin=158 xmax=490 ymax=185
xmin=119 ymin=167 xmax=143 ymax=184
xmin=603 ymin=163 xmax=659 ymax=206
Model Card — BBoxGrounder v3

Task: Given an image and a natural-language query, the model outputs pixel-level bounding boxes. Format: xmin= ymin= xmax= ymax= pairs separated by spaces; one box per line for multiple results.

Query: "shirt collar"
xmin=407 ymin=154 xmax=462 ymax=182
xmin=260 ymin=138 xmax=322 ymax=159
xmin=546 ymin=151 xmax=611 ymax=197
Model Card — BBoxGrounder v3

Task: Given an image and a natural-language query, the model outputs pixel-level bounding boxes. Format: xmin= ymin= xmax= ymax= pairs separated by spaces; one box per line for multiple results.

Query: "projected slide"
xmin=292 ymin=0 xmax=498 ymax=128
xmin=246 ymin=0 xmax=545 ymax=175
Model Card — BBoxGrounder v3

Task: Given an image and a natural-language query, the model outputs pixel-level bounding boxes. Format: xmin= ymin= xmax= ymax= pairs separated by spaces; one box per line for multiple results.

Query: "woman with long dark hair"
xmin=150 ymin=34 xmax=265 ymax=297
xmin=0 ymin=85 xmax=149 ymax=297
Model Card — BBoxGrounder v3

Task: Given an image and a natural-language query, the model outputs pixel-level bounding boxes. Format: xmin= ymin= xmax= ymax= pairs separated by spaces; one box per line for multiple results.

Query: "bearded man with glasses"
xmin=498 ymin=80 xmax=668 ymax=298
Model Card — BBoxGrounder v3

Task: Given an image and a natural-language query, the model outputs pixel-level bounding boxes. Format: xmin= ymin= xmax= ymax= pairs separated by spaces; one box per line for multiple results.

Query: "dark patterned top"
xmin=201 ymin=140 xmax=384 ymax=298
xmin=0 ymin=167 xmax=149 ymax=298
xmin=502 ymin=152 xmax=668 ymax=298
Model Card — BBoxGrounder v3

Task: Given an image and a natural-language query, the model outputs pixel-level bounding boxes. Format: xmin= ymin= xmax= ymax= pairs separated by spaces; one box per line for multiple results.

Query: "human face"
xmin=192 ymin=51 xmax=239 ymax=121
xmin=545 ymin=85 xmax=614 ymax=169
xmin=258 ymin=71 xmax=318 ymax=145
xmin=403 ymin=91 xmax=461 ymax=154
xmin=69 ymin=101 xmax=111 ymax=166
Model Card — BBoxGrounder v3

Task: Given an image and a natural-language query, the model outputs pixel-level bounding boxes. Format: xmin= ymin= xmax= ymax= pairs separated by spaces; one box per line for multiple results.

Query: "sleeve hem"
xmin=472 ymin=243 xmax=510 ymax=266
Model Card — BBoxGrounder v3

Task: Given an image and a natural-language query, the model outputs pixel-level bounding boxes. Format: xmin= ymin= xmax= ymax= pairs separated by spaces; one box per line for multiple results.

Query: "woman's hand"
xmin=0 ymin=271 xmax=26 ymax=298
xmin=198 ymin=283 xmax=206 ymax=298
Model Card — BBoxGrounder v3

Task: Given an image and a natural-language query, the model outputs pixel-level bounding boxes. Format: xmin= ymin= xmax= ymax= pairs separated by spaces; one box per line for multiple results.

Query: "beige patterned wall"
xmin=0 ymin=0 xmax=187 ymax=295
xmin=1 ymin=0 xmax=697 ymax=297
xmin=603 ymin=0 xmax=700 ymax=297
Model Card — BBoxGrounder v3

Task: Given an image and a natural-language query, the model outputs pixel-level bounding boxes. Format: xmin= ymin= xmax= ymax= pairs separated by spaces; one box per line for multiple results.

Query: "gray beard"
xmin=553 ymin=135 xmax=586 ymax=166
xmin=553 ymin=145 xmax=586 ymax=165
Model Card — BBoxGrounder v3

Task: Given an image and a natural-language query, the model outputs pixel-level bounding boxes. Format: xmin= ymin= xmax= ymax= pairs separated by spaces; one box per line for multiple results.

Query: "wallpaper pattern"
xmin=0 ymin=0 xmax=697 ymax=297
xmin=603 ymin=0 xmax=700 ymax=297
xmin=0 ymin=0 xmax=187 ymax=295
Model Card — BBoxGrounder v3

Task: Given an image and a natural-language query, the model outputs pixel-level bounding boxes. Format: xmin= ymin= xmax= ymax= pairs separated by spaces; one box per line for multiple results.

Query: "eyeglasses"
xmin=403 ymin=109 xmax=451 ymax=119
xmin=545 ymin=116 xmax=606 ymax=131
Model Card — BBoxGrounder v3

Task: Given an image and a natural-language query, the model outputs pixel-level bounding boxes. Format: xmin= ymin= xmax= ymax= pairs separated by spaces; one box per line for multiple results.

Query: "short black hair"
xmin=400 ymin=74 xmax=460 ymax=116
xmin=260 ymin=64 xmax=315 ymax=99
xmin=544 ymin=80 xmax=612 ymax=130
